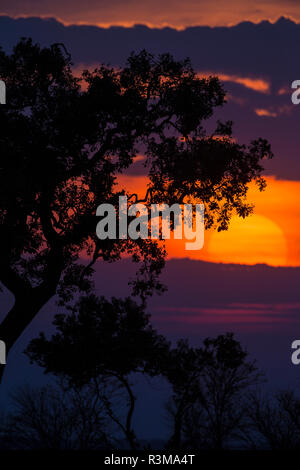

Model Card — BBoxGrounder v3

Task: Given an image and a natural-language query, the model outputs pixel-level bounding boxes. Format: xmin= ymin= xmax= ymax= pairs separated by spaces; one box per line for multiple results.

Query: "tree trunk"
xmin=169 ymin=411 xmax=183 ymax=449
xmin=0 ymin=287 xmax=56 ymax=384
xmin=119 ymin=375 xmax=137 ymax=450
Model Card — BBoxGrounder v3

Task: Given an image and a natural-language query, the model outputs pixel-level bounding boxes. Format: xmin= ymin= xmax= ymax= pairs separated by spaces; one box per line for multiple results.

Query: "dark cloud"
xmin=1 ymin=15 xmax=300 ymax=180
xmin=86 ymin=257 xmax=300 ymax=325
xmin=0 ymin=0 xmax=300 ymax=28
xmin=0 ymin=15 xmax=297 ymax=84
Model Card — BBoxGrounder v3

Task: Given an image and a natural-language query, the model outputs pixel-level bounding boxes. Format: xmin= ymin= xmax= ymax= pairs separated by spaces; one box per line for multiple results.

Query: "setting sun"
xmin=117 ymin=175 xmax=300 ymax=267
xmin=206 ymin=214 xmax=287 ymax=266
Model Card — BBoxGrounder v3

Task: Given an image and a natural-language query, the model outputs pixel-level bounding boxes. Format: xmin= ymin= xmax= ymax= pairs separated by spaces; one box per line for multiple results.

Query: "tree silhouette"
xmin=0 ymin=38 xmax=273 ymax=380
xmin=165 ymin=333 xmax=263 ymax=450
xmin=164 ymin=339 xmax=203 ymax=449
xmin=242 ymin=390 xmax=300 ymax=449
xmin=25 ymin=294 xmax=169 ymax=449
xmin=0 ymin=384 xmax=112 ymax=450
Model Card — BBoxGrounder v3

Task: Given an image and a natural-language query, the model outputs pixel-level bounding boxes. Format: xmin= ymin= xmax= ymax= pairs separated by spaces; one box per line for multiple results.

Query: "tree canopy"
xmin=25 ymin=294 xmax=169 ymax=448
xmin=0 ymin=38 xmax=273 ymax=373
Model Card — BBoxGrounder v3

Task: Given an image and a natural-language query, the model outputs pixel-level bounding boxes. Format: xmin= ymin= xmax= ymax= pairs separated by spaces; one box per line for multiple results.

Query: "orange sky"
xmin=118 ymin=174 xmax=300 ymax=267
xmin=1 ymin=1 xmax=300 ymax=29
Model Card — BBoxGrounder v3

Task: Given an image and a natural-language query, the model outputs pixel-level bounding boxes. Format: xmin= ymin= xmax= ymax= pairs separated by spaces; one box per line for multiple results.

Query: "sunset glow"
xmin=118 ymin=175 xmax=300 ymax=267
xmin=2 ymin=3 xmax=300 ymax=29
xmin=207 ymin=214 xmax=287 ymax=266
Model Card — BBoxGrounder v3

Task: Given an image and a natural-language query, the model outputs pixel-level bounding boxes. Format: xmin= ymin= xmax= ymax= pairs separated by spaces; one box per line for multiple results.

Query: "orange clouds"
xmin=198 ymin=72 xmax=270 ymax=93
xmin=218 ymin=74 xmax=270 ymax=93
xmin=255 ymin=108 xmax=277 ymax=117
xmin=254 ymin=106 xmax=293 ymax=117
